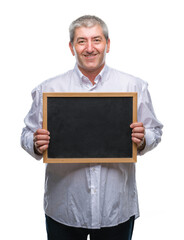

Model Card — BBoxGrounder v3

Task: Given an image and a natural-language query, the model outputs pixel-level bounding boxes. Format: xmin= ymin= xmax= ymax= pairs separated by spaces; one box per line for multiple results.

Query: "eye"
xmin=77 ymin=39 xmax=86 ymax=45
xmin=94 ymin=38 xmax=101 ymax=43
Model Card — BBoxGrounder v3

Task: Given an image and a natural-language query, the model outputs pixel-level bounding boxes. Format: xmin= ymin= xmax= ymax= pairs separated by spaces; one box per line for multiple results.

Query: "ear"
xmin=106 ymin=39 xmax=110 ymax=53
xmin=69 ymin=42 xmax=75 ymax=56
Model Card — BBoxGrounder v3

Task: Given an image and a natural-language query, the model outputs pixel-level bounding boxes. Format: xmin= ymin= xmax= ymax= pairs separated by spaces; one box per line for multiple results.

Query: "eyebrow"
xmin=76 ymin=36 xmax=103 ymax=41
xmin=93 ymin=36 xmax=102 ymax=39
xmin=76 ymin=37 xmax=86 ymax=42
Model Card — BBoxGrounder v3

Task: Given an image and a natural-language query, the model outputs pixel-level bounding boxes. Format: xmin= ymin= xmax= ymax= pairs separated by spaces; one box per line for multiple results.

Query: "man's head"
xmin=69 ymin=15 xmax=110 ymax=78
xmin=69 ymin=15 xmax=109 ymax=44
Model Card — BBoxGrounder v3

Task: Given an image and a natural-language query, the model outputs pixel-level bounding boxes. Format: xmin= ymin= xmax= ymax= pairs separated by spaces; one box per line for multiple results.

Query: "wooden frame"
xmin=43 ymin=92 xmax=137 ymax=163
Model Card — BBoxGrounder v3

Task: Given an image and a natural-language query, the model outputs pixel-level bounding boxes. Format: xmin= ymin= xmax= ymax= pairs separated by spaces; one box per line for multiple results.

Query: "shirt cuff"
xmin=21 ymin=132 xmax=43 ymax=161
xmin=138 ymin=129 xmax=159 ymax=156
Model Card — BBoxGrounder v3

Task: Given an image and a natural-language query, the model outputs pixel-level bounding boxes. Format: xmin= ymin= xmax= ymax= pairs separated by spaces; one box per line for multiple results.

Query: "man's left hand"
xmin=130 ymin=122 xmax=146 ymax=151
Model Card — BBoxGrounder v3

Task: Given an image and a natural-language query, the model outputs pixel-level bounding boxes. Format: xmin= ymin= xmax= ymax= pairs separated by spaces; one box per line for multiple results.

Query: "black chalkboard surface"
xmin=43 ymin=93 xmax=137 ymax=163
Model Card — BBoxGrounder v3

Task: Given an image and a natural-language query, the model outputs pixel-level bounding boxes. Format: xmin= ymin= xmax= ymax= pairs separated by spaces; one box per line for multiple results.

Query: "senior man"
xmin=21 ymin=15 xmax=163 ymax=240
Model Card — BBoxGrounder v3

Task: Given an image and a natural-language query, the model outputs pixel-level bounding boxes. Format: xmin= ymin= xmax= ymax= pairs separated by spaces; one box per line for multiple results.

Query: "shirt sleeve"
xmin=137 ymin=81 xmax=163 ymax=155
xmin=21 ymin=85 xmax=43 ymax=160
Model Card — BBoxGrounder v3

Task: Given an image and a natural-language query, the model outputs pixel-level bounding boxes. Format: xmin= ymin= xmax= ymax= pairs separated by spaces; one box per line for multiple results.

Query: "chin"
xmin=85 ymin=62 xmax=104 ymax=70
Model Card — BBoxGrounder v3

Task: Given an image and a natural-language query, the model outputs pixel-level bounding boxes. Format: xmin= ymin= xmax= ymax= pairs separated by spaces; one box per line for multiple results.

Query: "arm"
xmin=21 ymin=86 xmax=46 ymax=160
xmin=133 ymin=81 xmax=163 ymax=155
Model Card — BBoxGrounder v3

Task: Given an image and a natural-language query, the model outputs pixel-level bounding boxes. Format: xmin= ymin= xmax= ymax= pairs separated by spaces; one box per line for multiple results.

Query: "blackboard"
xmin=43 ymin=92 xmax=137 ymax=163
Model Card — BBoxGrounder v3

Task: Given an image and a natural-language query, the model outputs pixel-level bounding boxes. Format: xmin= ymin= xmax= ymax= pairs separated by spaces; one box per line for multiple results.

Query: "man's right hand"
xmin=33 ymin=129 xmax=50 ymax=155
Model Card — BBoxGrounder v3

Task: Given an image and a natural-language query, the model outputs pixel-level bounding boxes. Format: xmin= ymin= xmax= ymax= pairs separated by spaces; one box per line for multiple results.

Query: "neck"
xmin=78 ymin=64 xmax=105 ymax=85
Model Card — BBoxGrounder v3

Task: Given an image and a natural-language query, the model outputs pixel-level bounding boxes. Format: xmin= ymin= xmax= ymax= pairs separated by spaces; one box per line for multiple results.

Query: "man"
xmin=21 ymin=15 xmax=163 ymax=240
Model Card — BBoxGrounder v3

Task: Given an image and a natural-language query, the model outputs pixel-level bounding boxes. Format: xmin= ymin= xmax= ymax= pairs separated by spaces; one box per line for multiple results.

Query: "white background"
xmin=0 ymin=0 xmax=183 ymax=239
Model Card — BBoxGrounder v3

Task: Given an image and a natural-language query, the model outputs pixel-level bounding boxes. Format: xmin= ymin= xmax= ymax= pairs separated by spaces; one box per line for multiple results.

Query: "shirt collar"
xmin=74 ymin=64 xmax=108 ymax=87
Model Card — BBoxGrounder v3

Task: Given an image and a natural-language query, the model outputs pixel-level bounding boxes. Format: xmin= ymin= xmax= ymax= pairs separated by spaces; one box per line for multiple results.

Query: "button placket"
xmin=90 ymin=164 xmax=101 ymax=228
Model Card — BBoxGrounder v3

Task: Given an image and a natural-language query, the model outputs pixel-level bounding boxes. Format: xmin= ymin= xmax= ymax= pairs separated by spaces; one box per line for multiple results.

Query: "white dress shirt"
xmin=21 ymin=65 xmax=163 ymax=229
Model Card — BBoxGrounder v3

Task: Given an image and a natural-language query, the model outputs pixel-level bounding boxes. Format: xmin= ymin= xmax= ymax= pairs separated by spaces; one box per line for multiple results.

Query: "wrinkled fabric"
xmin=21 ymin=65 xmax=163 ymax=229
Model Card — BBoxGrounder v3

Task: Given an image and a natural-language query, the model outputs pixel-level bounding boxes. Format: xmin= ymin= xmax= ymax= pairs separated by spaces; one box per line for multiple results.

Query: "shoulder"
xmin=108 ymin=66 xmax=148 ymax=91
xmin=41 ymin=69 xmax=74 ymax=89
xmin=32 ymin=69 xmax=74 ymax=94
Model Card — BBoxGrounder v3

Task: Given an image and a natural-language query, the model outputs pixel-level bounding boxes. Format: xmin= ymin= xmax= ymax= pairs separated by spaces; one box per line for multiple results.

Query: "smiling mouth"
xmin=83 ymin=53 xmax=98 ymax=58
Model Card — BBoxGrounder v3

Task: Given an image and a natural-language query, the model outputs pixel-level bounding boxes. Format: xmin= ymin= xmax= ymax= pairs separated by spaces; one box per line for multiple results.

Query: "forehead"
xmin=74 ymin=25 xmax=105 ymax=40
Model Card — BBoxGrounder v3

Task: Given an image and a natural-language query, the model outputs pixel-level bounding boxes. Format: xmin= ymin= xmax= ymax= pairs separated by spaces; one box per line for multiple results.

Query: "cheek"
xmin=98 ymin=44 xmax=108 ymax=54
xmin=76 ymin=45 xmax=86 ymax=53
xmin=73 ymin=45 xmax=84 ymax=56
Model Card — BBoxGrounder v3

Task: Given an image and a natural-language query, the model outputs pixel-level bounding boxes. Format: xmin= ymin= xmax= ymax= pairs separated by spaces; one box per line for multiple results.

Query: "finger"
xmin=34 ymin=134 xmax=50 ymax=142
xmin=132 ymin=127 xmax=145 ymax=133
xmin=130 ymin=122 xmax=143 ymax=128
xmin=38 ymin=144 xmax=49 ymax=152
xmin=34 ymin=129 xmax=50 ymax=136
xmin=35 ymin=140 xmax=50 ymax=147
xmin=131 ymin=133 xmax=144 ymax=139
xmin=35 ymin=143 xmax=49 ymax=154
xmin=132 ymin=137 xmax=142 ymax=144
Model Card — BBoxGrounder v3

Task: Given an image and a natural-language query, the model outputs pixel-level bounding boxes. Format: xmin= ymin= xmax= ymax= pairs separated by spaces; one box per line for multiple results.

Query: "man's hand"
xmin=130 ymin=122 xmax=146 ymax=151
xmin=33 ymin=129 xmax=50 ymax=155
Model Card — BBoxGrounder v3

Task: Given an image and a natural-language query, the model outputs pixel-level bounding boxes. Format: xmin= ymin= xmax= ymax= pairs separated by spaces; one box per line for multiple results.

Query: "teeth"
xmin=84 ymin=54 xmax=96 ymax=57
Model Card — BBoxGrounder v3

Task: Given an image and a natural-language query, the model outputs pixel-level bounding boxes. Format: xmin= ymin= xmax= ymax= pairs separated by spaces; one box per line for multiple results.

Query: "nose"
xmin=86 ymin=40 xmax=94 ymax=53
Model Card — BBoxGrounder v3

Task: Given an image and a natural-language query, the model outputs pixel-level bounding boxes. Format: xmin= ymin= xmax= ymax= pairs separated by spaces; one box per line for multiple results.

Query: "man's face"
xmin=69 ymin=25 xmax=110 ymax=75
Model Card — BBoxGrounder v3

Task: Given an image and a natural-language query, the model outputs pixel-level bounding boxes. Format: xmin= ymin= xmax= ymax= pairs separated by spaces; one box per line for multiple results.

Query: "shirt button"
xmin=91 ymin=187 xmax=97 ymax=194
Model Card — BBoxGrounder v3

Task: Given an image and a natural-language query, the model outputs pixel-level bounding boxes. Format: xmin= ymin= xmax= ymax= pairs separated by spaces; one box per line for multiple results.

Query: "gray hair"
xmin=69 ymin=15 xmax=109 ymax=44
